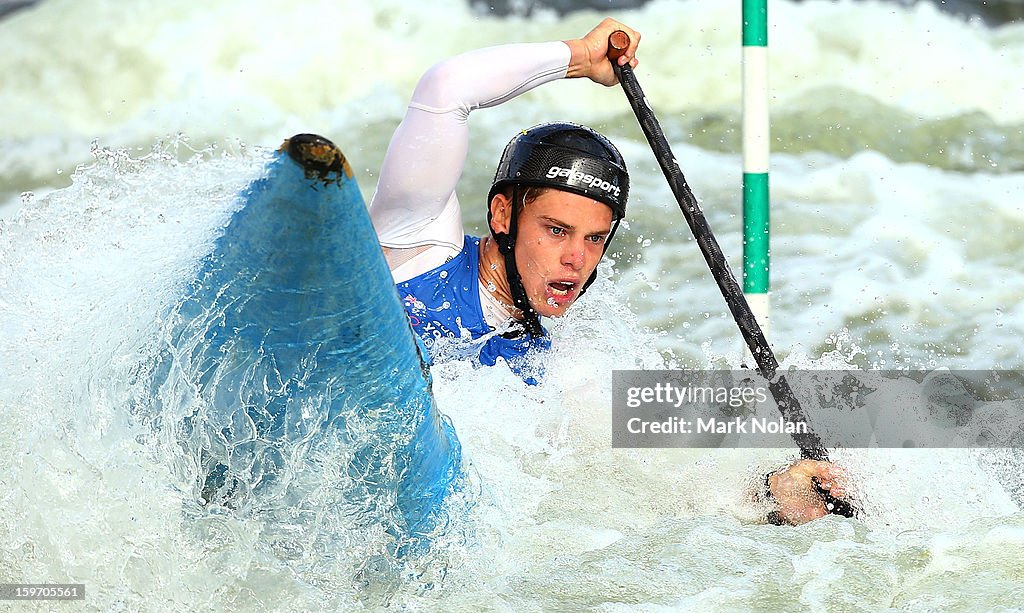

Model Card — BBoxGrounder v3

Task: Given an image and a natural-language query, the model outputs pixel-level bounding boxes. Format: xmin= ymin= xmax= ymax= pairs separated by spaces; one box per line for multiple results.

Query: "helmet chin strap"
xmin=491 ymin=187 xmax=544 ymax=338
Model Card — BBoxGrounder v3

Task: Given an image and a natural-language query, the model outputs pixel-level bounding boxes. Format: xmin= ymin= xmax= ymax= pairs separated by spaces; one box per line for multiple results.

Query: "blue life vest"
xmin=396 ymin=235 xmax=549 ymax=384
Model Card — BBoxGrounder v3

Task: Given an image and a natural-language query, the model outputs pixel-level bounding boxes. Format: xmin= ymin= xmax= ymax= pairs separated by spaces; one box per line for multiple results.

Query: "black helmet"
xmin=486 ymin=122 xmax=629 ymax=337
xmin=488 ymin=122 xmax=629 ymax=220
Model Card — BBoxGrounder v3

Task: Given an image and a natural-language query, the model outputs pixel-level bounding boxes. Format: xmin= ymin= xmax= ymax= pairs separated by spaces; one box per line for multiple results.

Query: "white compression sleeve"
xmin=369 ymin=41 xmax=570 ymax=279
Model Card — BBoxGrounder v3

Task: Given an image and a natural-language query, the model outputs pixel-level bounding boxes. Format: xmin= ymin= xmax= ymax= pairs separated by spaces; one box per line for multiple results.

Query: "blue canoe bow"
xmin=162 ymin=134 xmax=462 ymax=541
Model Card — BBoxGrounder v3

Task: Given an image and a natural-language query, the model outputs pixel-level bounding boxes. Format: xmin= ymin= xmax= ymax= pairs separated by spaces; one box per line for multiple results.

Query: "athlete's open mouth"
xmin=548 ymin=281 xmax=576 ymax=296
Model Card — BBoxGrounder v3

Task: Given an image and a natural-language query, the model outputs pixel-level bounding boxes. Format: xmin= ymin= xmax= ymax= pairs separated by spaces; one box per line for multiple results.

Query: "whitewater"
xmin=1 ymin=0 xmax=1023 ymax=610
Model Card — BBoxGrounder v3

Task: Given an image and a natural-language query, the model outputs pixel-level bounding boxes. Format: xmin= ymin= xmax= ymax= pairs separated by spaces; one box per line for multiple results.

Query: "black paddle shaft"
xmin=608 ymin=43 xmax=856 ymax=518
xmin=606 ymin=55 xmax=821 ymax=456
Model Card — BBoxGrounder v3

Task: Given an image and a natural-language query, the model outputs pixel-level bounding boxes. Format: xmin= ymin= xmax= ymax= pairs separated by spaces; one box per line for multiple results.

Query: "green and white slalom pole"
xmin=742 ymin=0 xmax=770 ymax=338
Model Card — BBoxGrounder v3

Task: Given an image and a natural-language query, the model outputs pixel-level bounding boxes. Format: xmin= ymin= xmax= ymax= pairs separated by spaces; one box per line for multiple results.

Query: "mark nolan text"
xmin=626 ymin=416 xmax=809 ymax=435
xmin=697 ymin=417 xmax=808 ymax=435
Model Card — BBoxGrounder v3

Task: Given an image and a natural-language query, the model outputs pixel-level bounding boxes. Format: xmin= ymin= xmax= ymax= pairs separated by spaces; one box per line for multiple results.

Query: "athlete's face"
xmin=490 ymin=189 xmax=614 ymax=318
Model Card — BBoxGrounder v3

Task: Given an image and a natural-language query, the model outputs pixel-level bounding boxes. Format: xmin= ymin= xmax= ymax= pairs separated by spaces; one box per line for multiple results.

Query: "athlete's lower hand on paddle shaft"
xmin=564 ymin=17 xmax=640 ymax=86
xmin=768 ymin=460 xmax=851 ymax=525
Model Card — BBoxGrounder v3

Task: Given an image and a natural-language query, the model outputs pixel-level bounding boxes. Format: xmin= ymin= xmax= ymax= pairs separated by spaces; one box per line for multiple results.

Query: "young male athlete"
xmin=369 ymin=18 xmax=851 ymax=525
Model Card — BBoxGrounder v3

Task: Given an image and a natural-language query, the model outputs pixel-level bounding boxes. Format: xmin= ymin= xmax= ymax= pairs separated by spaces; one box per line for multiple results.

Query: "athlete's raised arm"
xmin=369 ymin=42 xmax=570 ymax=261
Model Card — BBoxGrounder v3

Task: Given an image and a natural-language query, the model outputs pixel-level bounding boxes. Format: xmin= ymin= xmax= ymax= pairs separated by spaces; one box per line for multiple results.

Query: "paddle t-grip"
xmin=607 ymin=30 xmax=630 ymax=63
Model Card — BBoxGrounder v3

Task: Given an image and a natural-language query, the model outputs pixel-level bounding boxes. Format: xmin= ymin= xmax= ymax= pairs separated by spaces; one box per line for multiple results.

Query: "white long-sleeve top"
xmin=369 ymin=41 xmax=572 ymax=284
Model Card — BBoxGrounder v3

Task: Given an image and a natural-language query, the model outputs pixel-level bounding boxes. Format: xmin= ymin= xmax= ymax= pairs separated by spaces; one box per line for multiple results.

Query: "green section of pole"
xmin=743 ymin=172 xmax=769 ymax=294
xmin=743 ymin=0 xmax=768 ymax=46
